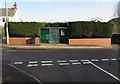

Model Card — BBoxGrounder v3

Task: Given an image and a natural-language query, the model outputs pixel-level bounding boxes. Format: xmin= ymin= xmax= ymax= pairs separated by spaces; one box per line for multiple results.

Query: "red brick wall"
xmin=69 ymin=38 xmax=111 ymax=46
xmin=9 ymin=37 xmax=40 ymax=44
xmin=35 ymin=37 xmax=40 ymax=44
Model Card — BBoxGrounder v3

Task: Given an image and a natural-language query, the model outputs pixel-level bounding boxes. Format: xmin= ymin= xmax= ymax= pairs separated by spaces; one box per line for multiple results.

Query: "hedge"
xmin=68 ymin=21 xmax=115 ymax=38
xmin=8 ymin=22 xmax=67 ymax=37
xmin=8 ymin=22 xmax=45 ymax=37
xmin=111 ymin=34 xmax=120 ymax=44
xmin=0 ymin=28 xmax=5 ymax=37
xmin=45 ymin=22 xmax=67 ymax=27
xmin=8 ymin=21 xmax=115 ymax=38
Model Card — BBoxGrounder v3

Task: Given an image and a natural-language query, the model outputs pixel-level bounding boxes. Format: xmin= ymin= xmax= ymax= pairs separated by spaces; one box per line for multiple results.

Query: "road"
xmin=2 ymin=46 xmax=120 ymax=84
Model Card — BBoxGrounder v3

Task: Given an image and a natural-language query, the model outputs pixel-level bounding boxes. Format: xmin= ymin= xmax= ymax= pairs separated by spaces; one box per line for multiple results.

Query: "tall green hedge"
xmin=68 ymin=21 xmax=115 ymax=38
xmin=8 ymin=21 xmax=115 ymax=38
xmin=45 ymin=22 xmax=67 ymax=27
xmin=0 ymin=28 xmax=5 ymax=37
xmin=8 ymin=22 xmax=67 ymax=37
xmin=8 ymin=22 xmax=45 ymax=37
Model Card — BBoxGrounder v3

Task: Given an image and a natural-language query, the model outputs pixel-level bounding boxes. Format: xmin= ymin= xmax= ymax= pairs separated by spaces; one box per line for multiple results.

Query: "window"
xmin=61 ymin=30 xmax=65 ymax=36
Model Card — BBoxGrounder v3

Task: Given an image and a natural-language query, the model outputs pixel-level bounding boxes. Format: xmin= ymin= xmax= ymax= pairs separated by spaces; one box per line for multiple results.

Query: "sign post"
xmin=5 ymin=0 xmax=9 ymax=44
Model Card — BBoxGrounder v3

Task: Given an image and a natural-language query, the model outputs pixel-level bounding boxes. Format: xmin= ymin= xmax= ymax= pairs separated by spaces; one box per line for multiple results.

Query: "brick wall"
xmin=9 ymin=37 xmax=40 ymax=44
xmin=35 ymin=37 xmax=40 ymax=44
xmin=69 ymin=38 xmax=111 ymax=46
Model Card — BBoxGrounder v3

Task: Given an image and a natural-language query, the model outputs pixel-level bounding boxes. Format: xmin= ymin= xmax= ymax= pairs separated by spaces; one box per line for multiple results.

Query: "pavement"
xmin=1 ymin=45 xmax=120 ymax=83
xmin=1 ymin=43 xmax=114 ymax=49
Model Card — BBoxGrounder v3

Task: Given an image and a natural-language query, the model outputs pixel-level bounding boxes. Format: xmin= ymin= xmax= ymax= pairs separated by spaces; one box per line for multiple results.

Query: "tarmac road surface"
xmin=2 ymin=46 xmax=120 ymax=84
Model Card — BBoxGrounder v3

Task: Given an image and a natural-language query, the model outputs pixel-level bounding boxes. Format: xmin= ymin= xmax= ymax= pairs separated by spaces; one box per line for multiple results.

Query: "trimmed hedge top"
xmin=8 ymin=22 xmax=67 ymax=37
xmin=8 ymin=21 xmax=115 ymax=38
xmin=8 ymin=22 xmax=44 ymax=37
xmin=44 ymin=22 xmax=68 ymax=27
xmin=68 ymin=21 xmax=115 ymax=38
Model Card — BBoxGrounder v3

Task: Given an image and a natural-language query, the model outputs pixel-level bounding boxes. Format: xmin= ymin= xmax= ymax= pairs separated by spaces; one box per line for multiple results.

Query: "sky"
xmin=0 ymin=0 xmax=120 ymax=22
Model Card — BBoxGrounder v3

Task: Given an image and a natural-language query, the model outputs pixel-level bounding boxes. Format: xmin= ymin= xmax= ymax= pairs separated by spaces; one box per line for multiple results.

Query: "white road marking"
xmin=69 ymin=60 xmax=78 ymax=62
xmin=41 ymin=64 xmax=53 ymax=66
xmin=101 ymin=59 xmax=109 ymax=61
xmin=91 ymin=59 xmax=99 ymax=62
xmin=27 ymin=64 xmax=33 ymax=67
xmin=90 ymin=61 xmax=120 ymax=81
xmin=14 ymin=62 xmax=23 ymax=64
xmin=33 ymin=64 xmax=38 ymax=66
xmin=27 ymin=64 xmax=38 ymax=67
xmin=57 ymin=60 xmax=67 ymax=63
xmin=82 ymin=61 xmax=91 ymax=64
xmin=111 ymin=59 xmax=117 ymax=61
xmin=41 ymin=61 xmax=53 ymax=63
xmin=59 ymin=63 xmax=69 ymax=66
xmin=29 ymin=61 xmax=38 ymax=64
xmin=72 ymin=62 xmax=81 ymax=65
xmin=81 ymin=60 xmax=89 ymax=62
xmin=9 ymin=64 xmax=41 ymax=83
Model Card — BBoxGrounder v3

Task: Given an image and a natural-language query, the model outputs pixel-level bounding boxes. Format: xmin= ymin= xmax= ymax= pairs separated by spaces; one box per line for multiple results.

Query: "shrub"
xmin=8 ymin=22 xmax=45 ymax=37
xmin=68 ymin=21 xmax=115 ymax=38
xmin=45 ymin=22 xmax=67 ymax=27
xmin=112 ymin=34 xmax=120 ymax=44
xmin=8 ymin=21 xmax=115 ymax=38
xmin=93 ymin=22 xmax=115 ymax=37
xmin=8 ymin=22 xmax=67 ymax=37
xmin=0 ymin=28 xmax=5 ymax=37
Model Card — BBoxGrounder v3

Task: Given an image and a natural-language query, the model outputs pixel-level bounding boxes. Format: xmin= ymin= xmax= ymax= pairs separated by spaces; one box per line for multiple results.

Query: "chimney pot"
xmin=13 ymin=2 xmax=17 ymax=9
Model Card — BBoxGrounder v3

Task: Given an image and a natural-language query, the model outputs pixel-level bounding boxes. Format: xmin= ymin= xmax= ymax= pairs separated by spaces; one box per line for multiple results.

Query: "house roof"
xmin=0 ymin=8 xmax=17 ymax=17
xmin=108 ymin=17 xmax=120 ymax=33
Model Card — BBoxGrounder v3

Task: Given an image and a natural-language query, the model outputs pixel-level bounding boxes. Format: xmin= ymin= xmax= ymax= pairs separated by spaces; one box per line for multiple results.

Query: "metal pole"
xmin=5 ymin=0 xmax=9 ymax=44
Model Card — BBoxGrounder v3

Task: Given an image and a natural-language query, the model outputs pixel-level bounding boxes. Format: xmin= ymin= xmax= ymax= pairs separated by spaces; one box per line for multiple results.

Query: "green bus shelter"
xmin=40 ymin=27 xmax=68 ymax=44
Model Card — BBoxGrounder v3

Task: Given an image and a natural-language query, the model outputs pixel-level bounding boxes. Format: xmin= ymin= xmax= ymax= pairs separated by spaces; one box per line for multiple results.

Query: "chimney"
xmin=13 ymin=2 xmax=17 ymax=9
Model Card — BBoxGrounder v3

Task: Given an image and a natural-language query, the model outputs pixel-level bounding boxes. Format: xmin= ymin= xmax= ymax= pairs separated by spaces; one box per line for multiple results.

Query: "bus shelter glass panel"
xmin=40 ymin=29 xmax=49 ymax=43
xmin=49 ymin=29 xmax=60 ymax=44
